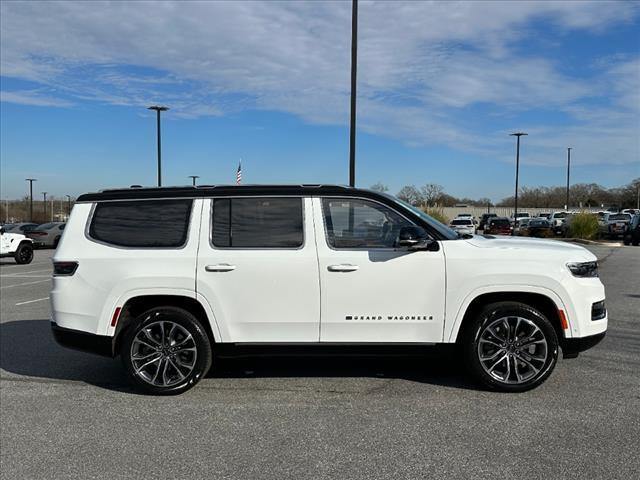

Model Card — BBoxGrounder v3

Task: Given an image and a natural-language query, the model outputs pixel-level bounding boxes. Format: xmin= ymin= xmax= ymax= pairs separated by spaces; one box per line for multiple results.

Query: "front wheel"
xmin=463 ymin=301 xmax=559 ymax=392
xmin=14 ymin=243 xmax=34 ymax=264
xmin=121 ymin=306 xmax=213 ymax=395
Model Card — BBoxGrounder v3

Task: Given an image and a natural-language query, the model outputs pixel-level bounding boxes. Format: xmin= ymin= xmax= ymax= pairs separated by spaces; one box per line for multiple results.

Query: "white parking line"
xmin=0 ymin=268 xmax=52 ymax=276
xmin=0 ymin=279 xmax=51 ymax=289
xmin=1 ymin=274 xmax=51 ymax=278
xmin=15 ymin=297 xmax=50 ymax=306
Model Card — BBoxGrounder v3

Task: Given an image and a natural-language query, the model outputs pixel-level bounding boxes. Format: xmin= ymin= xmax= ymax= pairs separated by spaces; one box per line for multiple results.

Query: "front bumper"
xmin=51 ymin=322 xmax=115 ymax=357
xmin=561 ymin=332 xmax=606 ymax=359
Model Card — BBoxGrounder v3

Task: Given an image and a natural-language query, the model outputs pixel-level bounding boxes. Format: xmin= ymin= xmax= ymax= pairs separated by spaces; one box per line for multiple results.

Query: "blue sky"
xmin=1 ymin=0 xmax=639 ymax=201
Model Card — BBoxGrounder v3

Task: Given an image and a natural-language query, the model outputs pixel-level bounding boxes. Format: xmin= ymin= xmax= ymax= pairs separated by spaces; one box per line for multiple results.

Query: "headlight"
xmin=567 ymin=261 xmax=598 ymax=278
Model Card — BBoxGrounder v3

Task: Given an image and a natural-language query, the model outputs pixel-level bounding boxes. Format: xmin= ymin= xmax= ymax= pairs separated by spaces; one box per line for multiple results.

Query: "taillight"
xmin=53 ymin=261 xmax=78 ymax=276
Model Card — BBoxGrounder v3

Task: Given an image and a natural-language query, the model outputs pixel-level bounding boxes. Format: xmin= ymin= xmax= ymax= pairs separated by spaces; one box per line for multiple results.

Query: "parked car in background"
xmin=514 ymin=217 xmax=530 ymax=234
xmin=26 ymin=222 xmax=66 ymax=248
xmin=484 ymin=217 xmax=512 ymax=235
xmin=539 ymin=213 xmax=552 ymax=219
xmin=512 ymin=212 xmax=530 ymax=225
xmin=478 ymin=213 xmax=498 ymax=230
xmin=623 ymin=215 xmax=640 ymax=246
xmin=525 ymin=218 xmax=553 ymax=238
xmin=0 ymin=225 xmax=34 ymax=264
xmin=549 ymin=212 xmax=570 ymax=234
xmin=5 ymin=223 xmax=39 ymax=234
xmin=449 ymin=218 xmax=476 ymax=235
xmin=600 ymin=213 xmax=632 ymax=239
xmin=622 ymin=209 xmax=638 ymax=216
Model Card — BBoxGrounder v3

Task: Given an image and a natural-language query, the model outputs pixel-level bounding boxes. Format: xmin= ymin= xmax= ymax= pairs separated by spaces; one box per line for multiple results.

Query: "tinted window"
xmin=451 ymin=219 xmax=473 ymax=225
xmin=89 ymin=200 xmax=192 ymax=248
xmin=322 ymin=198 xmax=414 ymax=249
xmin=212 ymin=198 xmax=303 ymax=248
xmin=35 ymin=223 xmax=57 ymax=230
xmin=609 ymin=214 xmax=629 ymax=221
xmin=490 ymin=219 xmax=510 ymax=227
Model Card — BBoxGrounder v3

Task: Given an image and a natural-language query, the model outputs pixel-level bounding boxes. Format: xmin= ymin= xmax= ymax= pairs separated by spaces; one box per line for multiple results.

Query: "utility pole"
xmin=42 ymin=192 xmax=47 ymax=220
xmin=566 ymin=147 xmax=572 ymax=210
xmin=66 ymin=195 xmax=72 ymax=217
xmin=25 ymin=178 xmax=37 ymax=222
xmin=188 ymin=175 xmax=199 ymax=186
xmin=348 ymin=0 xmax=358 ymax=187
xmin=147 ymin=105 xmax=169 ymax=187
xmin=510 ymin=133 xmax=527 ymax=235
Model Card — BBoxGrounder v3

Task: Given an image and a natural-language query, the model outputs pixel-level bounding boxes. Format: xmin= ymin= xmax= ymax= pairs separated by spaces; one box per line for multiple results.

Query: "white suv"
xmin=0 ymin=225 xmax=34 ymax=264
xmin=51 ymin=185 xmax=607 ymax=394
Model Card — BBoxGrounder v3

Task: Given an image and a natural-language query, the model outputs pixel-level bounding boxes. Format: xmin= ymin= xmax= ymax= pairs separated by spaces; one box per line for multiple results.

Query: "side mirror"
xmin=0 ymin=226 xmax=4 ymax=235
xmin=397 ymin=226 xmax=437 ymax=251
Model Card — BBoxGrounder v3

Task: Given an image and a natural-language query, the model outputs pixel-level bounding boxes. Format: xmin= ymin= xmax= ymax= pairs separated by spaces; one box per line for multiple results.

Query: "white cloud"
xmin=0 ymin=0 xmax=638 ymax=167
xmin=0 ymin=90 xmax=73 ymax=107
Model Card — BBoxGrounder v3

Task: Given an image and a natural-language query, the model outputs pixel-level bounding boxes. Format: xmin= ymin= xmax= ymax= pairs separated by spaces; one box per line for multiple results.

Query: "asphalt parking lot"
xmin=1 ymin=245 xmax=639 ymax=480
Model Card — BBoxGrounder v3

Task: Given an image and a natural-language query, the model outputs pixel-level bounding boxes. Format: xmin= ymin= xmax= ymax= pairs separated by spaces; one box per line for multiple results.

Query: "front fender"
xmin=446 ymin=284 xmax=572 ymax=342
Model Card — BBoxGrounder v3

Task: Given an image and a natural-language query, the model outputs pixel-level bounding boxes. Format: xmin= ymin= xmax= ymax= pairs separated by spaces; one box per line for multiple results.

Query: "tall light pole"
xmin=66 ymin=195 xmax=72 ymax=217
xmin=188 ymin=175 xmax=199 ymax=186
xmin=510 ymin=132 xmax=527 ymax=235
xmin=348 ymin=0 xmax=358 ymax=187
xmin=42 ymin=192 xmax=47 ymax=220
xmin=147 ymin=105 xmax=169 ymax=187
xmin=566 ymin=147 xmax=572 ymax=211
xmin=25 ymin=178 xmax=36 ymax=222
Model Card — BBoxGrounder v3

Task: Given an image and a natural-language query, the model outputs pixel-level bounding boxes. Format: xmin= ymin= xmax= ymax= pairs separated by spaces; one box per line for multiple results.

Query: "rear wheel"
xmin=14 ymin=243 xmax=34 ymax=264
xmin=463 ymin=301 xmax=559 ymax=392
xmin=121 ymin=306 xmax=212 ymax=395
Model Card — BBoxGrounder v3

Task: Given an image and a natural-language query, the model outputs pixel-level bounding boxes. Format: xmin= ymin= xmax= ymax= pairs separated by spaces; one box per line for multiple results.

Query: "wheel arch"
xmin=113 ymin=294 xmax=217 ymax=356
xmin=451 ymin=290 xmax=568 ymax=345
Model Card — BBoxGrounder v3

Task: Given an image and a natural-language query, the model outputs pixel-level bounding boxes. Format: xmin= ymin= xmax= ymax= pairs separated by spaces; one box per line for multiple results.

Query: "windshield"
xmin=451 ymin=219 xmax=472 ymax=225
xmin=553 ymin=212 xmax=568 ymax=218
xmin=382 ymin=194 xmax=459 ymax=240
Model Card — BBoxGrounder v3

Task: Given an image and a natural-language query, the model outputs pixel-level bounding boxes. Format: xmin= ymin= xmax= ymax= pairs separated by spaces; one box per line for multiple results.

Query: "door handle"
xmin=205 ymin=264 xmax=236 ymax=272
xmin=327 ymin=264 xmax=359 ymax=272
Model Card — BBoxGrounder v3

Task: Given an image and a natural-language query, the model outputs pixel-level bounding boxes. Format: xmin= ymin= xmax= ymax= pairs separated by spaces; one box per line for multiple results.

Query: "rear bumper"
xmin=51 ymin=322 xmax=115 ymax=357
xmin=561 ymin=332 xmax=606 ymax=359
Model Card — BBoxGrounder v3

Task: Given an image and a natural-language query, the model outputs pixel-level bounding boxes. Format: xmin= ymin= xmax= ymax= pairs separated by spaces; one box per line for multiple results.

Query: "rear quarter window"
xmin=89 ymin=199 xmax=192 ymax=248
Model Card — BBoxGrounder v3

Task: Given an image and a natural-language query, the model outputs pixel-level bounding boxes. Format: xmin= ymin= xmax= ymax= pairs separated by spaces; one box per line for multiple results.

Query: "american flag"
xmin=236 ymin=160 xmax=242 ymax=185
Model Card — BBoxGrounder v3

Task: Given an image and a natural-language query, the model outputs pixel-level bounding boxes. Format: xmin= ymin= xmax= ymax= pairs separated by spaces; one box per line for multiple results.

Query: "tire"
xmin=462 ymin=301 xmax=559 ymax=392
xmin=14 ymin=243 xmax=34 ymax=264
xmin=624 ymin=236 xmax=630 ymax=245
xmin=121 ymin=306 xmax=212 ymax=395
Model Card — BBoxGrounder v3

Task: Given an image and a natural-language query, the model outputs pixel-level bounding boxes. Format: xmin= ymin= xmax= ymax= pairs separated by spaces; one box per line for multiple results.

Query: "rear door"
xmin=197 ymin=196 xmax=320 ymax=342
xmin=313 ymin=197 xmax=446 ymax=343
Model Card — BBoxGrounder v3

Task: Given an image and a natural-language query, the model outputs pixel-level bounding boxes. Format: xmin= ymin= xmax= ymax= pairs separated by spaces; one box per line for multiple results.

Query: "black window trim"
xmin=208 ymin=196 xmax=306 ymax=251
xmin=85 ymin=199 xmax=194 ymax=250
xmin=319 ymin=196 xmax=423 ymax=251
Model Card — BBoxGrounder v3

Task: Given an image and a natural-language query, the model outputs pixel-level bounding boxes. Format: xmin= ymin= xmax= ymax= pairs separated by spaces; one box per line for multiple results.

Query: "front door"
xmin=314 ymin=197 xmax=446 ymax=343
xmin=197 ymin=196 xmax=320 ymax=342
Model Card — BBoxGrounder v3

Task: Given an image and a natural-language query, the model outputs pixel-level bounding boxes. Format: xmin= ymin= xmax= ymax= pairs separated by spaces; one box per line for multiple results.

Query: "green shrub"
xmin=423 ymin=207 xmax=449 ymax=225
xmin=569 ymin=213 xmax=599 ymax=240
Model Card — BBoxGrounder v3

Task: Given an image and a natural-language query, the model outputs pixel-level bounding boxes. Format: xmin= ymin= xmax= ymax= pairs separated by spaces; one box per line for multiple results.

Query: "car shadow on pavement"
xmin=1 ymin=320 xmax=481 ymax=393
xmin=0 ymin=319 xmax=131 ymax=392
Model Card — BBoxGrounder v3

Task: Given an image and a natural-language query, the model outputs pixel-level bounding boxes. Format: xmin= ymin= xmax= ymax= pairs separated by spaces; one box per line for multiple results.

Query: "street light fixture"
xmin=566 ymin=147 xmax=572 ymax=210
xmin=25 ymin=178 xmax=37 ymax=222
xmin=147 ymin=105 xmax=169 ymax=187
xmin=188 ymin=175 xmax=199 ymax=186
xmin=510 ymin=132 xmax=527 ymax=235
